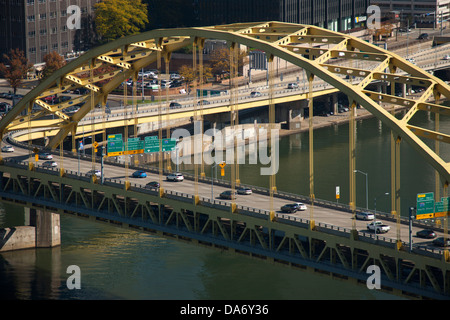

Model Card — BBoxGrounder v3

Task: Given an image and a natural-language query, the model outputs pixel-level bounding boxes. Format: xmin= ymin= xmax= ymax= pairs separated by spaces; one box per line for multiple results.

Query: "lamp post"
xmin=354 ymin=169 xmax=368 ymax=210
xmin=374 ymin=192 xmax=390 ymax=236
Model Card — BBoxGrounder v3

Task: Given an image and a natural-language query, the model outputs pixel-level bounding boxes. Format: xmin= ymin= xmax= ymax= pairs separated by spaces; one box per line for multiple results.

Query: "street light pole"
xmin=374 ymin=192 xmax=389 ymax=236
xmin=354 ymin=169 xmax=368 ymax=210
xmin=211 ymin=162 xmax=217 ymax=201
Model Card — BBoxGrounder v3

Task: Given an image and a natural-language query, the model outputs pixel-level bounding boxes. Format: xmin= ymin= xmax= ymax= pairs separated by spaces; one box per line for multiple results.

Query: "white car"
xmin=367 ymin=221 xmax=390 ymax=233
xmin=444 ymin=55 xmax=450 ymax=60
xmin=42 ymin=161 xmax=57 ymax=167
xmin=167 ymin=173 xmax=184 ymax=181
xmin=356 ymin=212 xmax=374 ymax=220
xmin=1 ymin=145 xmax=14 ymax=152
xmin=294 ymin=202 xmax=307 ymax=211
xmin=38 ymin=152 xmax=53 ymax=160
xmin=87 ymin=169 xmax=101 ymax=178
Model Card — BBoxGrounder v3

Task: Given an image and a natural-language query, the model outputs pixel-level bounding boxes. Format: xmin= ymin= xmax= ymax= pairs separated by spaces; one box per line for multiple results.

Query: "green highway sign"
xmin=107 ymin=134 xmax=124 ymax=156
xmin=416 ymin=192 xmax=435 ymax=219
xmin=126 ymin=137 xmax=144 ymax=152
xmin=435 ymin=196 xmax=450 ymax=218
xmin=162 ymin=138 xmax=176 ymax=152
xmin=144 ymin=136 xmax=159 ymax=153
xmin=143 ymin=136 xmax=176 ymax=153
xmin=108 ymin=134 xmax=122 ymax=141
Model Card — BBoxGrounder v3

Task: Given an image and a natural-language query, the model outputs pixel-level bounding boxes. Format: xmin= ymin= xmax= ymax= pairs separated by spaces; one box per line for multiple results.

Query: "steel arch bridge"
xmin=1 ymin=21 xmax=450 ymax=218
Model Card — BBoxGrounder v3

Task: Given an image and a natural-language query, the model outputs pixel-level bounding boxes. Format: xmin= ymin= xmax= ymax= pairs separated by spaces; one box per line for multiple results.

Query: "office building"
xmin=370 ymin=0 xmax=450 ymax=28
xmin=0 ymin=0 xmax=98 ymax=65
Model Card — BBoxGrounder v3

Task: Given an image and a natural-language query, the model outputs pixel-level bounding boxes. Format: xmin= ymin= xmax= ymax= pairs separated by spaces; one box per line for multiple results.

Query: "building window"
xmin=40 ymin=45 xmax=47 ymax=52
xmin=28 ymin=30 xmax=35 ymax=37
xmin=39 ymin=13 xmax=46 ymax=20
xmin=40 ymin=28 xmax=47 ymax=35
xmin=29 ymin=47 xmax=36 ymax=54
xmin=27 ymin=15 xmax=35 ymax=22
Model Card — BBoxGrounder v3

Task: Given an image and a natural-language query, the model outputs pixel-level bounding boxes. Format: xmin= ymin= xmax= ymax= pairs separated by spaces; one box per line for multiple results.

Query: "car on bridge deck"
xmin=220 ymin=190 xmax=237 ymax=200
xmin=146 ymin=181 xmax=160 ymax=189
xmin=367 ymin=221 xmax=390 ymax=233
xmin=42 ymin=161 xmax=57 ymax=168
xmin=294 ymin=202 xmax=307 ymax=211
xmin=169 ymin=102 xmax=182 ymax=109
xmin=356 ymin=211 xmax=374 ymax=221
xmin=132 ymin=170 xmax=147 ymax=178
xmin=287 ymin=83 xmax=299 ymax=89
xmin=416 ymin=229 xmax=437 ymax=239
xmin=198 ymin=100 xmax=210 ymax=105
xmin=432 ymin=237 xmax=450 ymax=247
xmin=87 ymin=169 xmax=101 ymax=178
xmin=1 ymin=145 xmax=14 ymax=152
xmin=167 ymin=172 xmax=184 ymax=182
xmin=38 ymin=152 xmax=53 ymax=160
xmin=444 ymin=54 xmax=450 ymax=60
xmin=237 ymin=186 xmax=252 ymax=195
xmin=281 ymin=203 xmax=300 ymax=213
xmin=250 ymin=91 xmax=262 ymax=98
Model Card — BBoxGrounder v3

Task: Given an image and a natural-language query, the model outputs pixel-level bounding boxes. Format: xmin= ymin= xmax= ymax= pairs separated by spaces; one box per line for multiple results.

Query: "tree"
xmin=179 ymin=65 xmax=213 ymax=90
xmin=0 ymin=49 xmax=32 ymax=94
xmin=209 ymin=47 xmax=248 ymax=77
xmin=94 ymin=0 xmax=149 ymax=43
xmin=41 ymin=51 xmax=66 ymax=81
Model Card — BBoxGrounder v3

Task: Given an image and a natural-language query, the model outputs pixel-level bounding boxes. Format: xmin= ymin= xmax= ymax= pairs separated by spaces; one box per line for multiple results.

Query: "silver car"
xmin=356 ymin=212 xmax=374 ymax=220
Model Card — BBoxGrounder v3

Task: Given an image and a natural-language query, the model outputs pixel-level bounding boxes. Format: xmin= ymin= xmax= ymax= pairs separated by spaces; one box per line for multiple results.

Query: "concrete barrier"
xmin=0 ymin=226 xmax=36 ymax=252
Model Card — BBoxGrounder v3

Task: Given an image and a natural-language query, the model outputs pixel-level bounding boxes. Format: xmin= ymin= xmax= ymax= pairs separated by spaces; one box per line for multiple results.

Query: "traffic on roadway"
xmin=2 ymin=142 xmax=448 ymax=255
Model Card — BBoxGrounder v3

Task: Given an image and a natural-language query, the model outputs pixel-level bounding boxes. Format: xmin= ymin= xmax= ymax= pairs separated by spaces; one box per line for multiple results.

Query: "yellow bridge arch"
xmin=0 ymin=21 xmax=449 ymax=186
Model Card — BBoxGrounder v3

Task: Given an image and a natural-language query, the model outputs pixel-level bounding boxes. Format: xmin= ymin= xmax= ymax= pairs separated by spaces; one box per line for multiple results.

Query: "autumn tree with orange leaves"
xmin=41 ymin=51 xmax=66 ymax=81
xmin=0 ymin=49 xmax=33 ymax=94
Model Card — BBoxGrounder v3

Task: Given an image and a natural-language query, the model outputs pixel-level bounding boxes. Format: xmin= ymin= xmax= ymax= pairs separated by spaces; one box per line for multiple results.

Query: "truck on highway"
xmin=367 ymin=221 xmax=390 ymax=233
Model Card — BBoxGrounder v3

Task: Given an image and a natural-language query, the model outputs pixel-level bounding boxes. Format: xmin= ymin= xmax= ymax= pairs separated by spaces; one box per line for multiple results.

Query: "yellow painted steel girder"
xmin=1 ymin=21 xmax=449 ymax=183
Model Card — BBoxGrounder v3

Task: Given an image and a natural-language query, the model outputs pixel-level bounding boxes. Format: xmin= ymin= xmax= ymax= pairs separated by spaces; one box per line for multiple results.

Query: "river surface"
xmin=1 ymin=111 xmax=449 ymax=300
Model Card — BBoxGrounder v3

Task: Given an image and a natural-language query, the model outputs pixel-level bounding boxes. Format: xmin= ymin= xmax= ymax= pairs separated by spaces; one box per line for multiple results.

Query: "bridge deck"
xmin=3 ymin=145 xmax=447 ymax=258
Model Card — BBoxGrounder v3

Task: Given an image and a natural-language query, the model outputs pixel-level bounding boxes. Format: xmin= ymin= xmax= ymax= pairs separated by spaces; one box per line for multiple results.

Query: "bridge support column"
xmin=275 ymin=100 xmax=305 ymax=130
xmin=28 ymin=208 xmax=61 ymax=248
xmin=331 ymin=93 xmax=338 ymax=115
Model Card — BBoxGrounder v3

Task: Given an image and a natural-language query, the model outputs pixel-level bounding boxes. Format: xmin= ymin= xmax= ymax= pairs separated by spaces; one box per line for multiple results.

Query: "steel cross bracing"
xmin=0 ymin=161 xmax=449 ymax=299
xmin=0 ymin=21 xmax=448 ymax=182
xmin=0 ymin=21 xmax=450 ymax=298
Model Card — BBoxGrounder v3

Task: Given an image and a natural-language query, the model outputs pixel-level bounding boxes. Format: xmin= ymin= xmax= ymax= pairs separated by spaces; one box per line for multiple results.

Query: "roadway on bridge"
xmin=4 ymin=145 xmax=447 ymax=253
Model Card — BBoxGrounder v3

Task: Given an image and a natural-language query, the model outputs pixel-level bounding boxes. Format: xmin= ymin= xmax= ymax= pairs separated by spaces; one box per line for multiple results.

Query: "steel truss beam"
xmin=0 ymin=163 xmax=449 ymax=299
xmin=0 ymin=21 xmax=448 ymax=182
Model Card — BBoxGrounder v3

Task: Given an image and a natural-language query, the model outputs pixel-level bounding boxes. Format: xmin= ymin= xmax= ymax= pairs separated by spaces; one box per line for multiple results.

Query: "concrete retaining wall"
xmin=0 ymin=226 xmax=36 ymax=252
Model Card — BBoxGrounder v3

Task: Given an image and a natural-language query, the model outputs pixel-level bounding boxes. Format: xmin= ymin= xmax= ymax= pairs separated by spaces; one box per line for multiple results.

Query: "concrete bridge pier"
xmin=27 ymin=208 xmax=61 ymax=248
xmin=276 ymin=100 xmax=306 ymax=130
xmin=0 ymin=209 xmax=61 ymax=252
xmin=330 ymin=93 xmax=338 ymax=115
